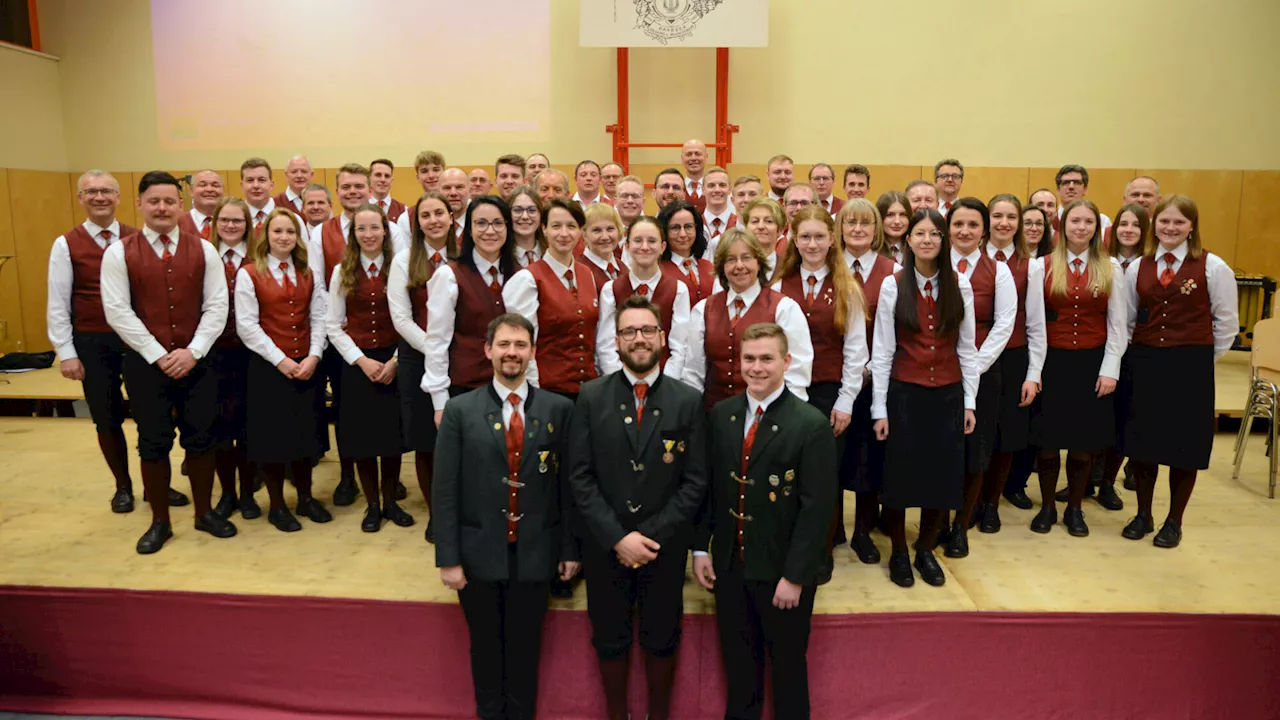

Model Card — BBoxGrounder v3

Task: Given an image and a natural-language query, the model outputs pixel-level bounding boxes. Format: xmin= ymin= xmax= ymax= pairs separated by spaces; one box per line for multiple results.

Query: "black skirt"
xmin=840 ymin=382 xmax=885 ymax=493
xmin=396 ymin=340 xmax=438 ymax=452
xmin=1031 ymin=346 xmax=1114 ymax=452
xmin=806 ymin=381 xmax=844 ymax=468
xmin=883 ymin=380 xmax=964 ymax=510
xmin=994 ymin=345 xmax=1031 ymax=453
xmin=964 ymin=364 xmax=1002 ymax=475
xmin=1110 ymin=352 xmax=1135 ymax=456
xmin=246 ymin=353 xmax=322 ymax=464
xmin=1122 ymin=344 xmax=1215 ymax=470
xmin=210 ymin=346 xmax=250 ymax=445
xmin=337 ymin=345 xmax=404 ymax=459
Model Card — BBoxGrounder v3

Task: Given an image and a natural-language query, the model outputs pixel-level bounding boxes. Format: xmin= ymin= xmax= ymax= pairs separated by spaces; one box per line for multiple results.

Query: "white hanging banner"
xmin=580 ymin=0 xmax=769 ymax=47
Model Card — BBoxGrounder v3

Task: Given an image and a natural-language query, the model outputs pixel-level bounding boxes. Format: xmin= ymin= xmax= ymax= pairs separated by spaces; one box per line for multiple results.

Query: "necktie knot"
xmin=733 ymin=298 xmax=746 ymax=312
xmin=924 ymin=280 xmax=933 ymax=296
xmin=1164 ymin=252 xmax=1176 ymax=266
xmin=683 ymin=259 xmax=693 ymax=270
xmin=431 ymin=251 xmax=442 ymax=265
xmin=379 ymin=200 xmax=387 ymax=210
xmin=607 ymin=263 xmax=618 ymax=278
xmin=508 ymin=393 xmax=521 ymax=409
xmin=852 ymin=259 xmax=862 ymax=273
xmin=101 ymin=230 xmax=113 ymax=241
xmin=690 ymin=181 xmax=699 ymax=194
xmin=806 ymin=275 xmax=817 ymax=288
xmin=489 ymin=267 xmax=502 ymax=293
xmin=256 ymin=211 xmax=265 ymax=222
xmin=634 ymin=382 xmax=649 ymax=402
xmin=995 ymin=250 xmax=1007 ymax=262
xmin=957 ymin=258 xmax=969 ymax=274
xmin=368 ymin=263 xmax=379 ymax=278
xmin=224 ymin=251 xmax=235 ymax=269
xmin=944 ymin=201 xmax=952 ymax=211
xmin=1071 ymin=259 xmax=1083 ymax=274
xmin=564 ymin=269 xmax=575 ymax=285
xmin=637 ymin=284 xmax=649 ymax=296
xmin=712 ymin=217 xmax=722 ymax=227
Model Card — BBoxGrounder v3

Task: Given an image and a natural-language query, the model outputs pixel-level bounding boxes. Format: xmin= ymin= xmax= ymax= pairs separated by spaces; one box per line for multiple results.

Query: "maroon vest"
xmin=319 ymin=217 xmax=347 ymax=290
xmin=1132 ymin=253 xmax=1214 ymax=348
xmin=384 ymin=198 xmax=406 ymax=224
xmin=855 ymin=254 xmax=896 ymax=353
xmin=704 ymin=287 xmax=783 ymax=410
xmin=583 ymin=255 xmax=625 ymax=292
xmin=667 ymin=257 xmax=715 ymax=304
xmin=215 ymin=254 xmax=246 ymax=348
xmin=248 ymin=263 xmax=314 ymax=360
xmin=1044 ymin=256 xmax=1110 ymax=350
xmin=529 ymin=259 xmax=600 ymax=393
xmin=450 ymin=262 xmax=505 ymax=388
xmin=1002 ymin=253 xmax=1030 ymax=349
xmin=176 ymin=212 xmax=211 ymax=240
xmin=66 ymin=222 xmax=137 ymax=333
xmin=344 ymin=266 xmax=399 ymax=350
xmin=122 ymin=231 xmax=206 ymax=352
xmin=967 ymin=254 xmax=998 ymax=350
xmin=612 ymin=270 xmax=679 ymax=367
xmin=779 ymin=273 xmax=842 ymax=384
xmin=272 ymin=192 xmax=301 ymax=213
xmin=891 ymin=273 xmax=962 ymax=387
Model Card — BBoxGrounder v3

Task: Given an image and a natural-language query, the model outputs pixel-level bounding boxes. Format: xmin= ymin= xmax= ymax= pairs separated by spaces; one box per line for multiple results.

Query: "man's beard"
xmin=621 ymin=345 xmax=659 ymax=375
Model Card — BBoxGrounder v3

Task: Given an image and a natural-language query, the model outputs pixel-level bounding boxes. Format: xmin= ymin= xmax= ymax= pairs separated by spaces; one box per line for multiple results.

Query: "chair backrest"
xmin=1252 ymin=318 xmax=1280 ymax=380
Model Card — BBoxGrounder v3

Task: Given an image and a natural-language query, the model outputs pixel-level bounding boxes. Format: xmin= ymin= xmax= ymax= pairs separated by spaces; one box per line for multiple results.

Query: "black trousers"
xmin=73 ymin=331 xmax=127 ymax=432
xmin=457 ymin=544 xmax=551 ymax=720
xmin=714 ymin=557 xmax=816 ymax=720
xmin=582 ymin=542 xmax=685 ymax=660
xmin=122 ymin=351 xmax=217 ymax=462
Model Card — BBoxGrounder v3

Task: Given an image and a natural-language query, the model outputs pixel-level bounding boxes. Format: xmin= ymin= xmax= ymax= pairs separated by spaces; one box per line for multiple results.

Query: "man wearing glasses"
xmin=1055 ymin=164 xmax=1113 ymax=236
xmin=808 ymin=163 xmax=844 ymax=216
xmin=934 ymin=159 xmax=965 ymax=214
xmin=614 ymin=175 xmax=646 ymax=234
xmin=780 ymin=183 xmax=818 ymax=254
xmin=567 ymin=295 xmax=708 ymax=720
xmin=600 ymin=163 xmax=624 ymax=206
xmin=652 ymin=168 xmax=687 ymax=211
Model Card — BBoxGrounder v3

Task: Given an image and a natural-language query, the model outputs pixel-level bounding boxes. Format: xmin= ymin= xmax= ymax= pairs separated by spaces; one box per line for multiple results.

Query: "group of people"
xmin=47 ymin=144 xmax=1239 ymax=720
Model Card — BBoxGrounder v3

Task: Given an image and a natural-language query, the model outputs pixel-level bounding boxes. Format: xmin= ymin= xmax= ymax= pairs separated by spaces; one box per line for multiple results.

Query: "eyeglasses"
xmin=79 ymin=188 xmax=118 ymax=197
xmin=1059 ymin=178 xmax=1084 ymax=187
xmin=1023 ymin=220 xmax=1045 ymax=229
xmin=785 ymin=200 xmax=812 ymax=209
xmin=935 ymin=173 xmax=963 ymax=182
xmin=618 ymin=325 xmax=660 ymax=340
xmin=218 ymin=218 xmax=247 ymax=226
xmin=617 ymin=192 xmax=644 ymax=202
xmin=668 ymin=223 xmax=696 ymax=234
xmin=656 ymin=184 xmax=682 ymax=192
xmin=843 ymin=218 xmax=873 ymax=228
xmin=511 ymin=206 xmax=539 ymax=217
xmin=473 ymin=219 xmax=507 ymax=232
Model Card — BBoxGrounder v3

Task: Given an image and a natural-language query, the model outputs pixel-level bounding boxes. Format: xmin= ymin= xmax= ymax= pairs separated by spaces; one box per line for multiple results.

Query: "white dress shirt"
xmin=188 ymin=208 xmax=212 ymax=236
xmin=284 ymin=188 xmax=304 ymax=213
xmin=100 ymin=226 xmax=229 ymax=364
xmin=583 ymin=250 xmax=621 ymax=281
xmin=513 ymin=243 xmax=542 ymax=269
xmin=386 ymin=246 xmax=447 ymax=357
xmin=951 ymin=247 xmax=1017 ymax=374
xmin=882 ymin=242 xmax=905 ymax=266
xmin=326 ymin=254 xmax=389 ymax=365
xmin=986 ymin=243 xmax=1049 ymax=384
xmin=572 ymin=192 xmax=603 ymax=208
xmin=869 ymin=270 xmax=979 ymax=419
xmin=495 ymin=378 xmax=529 ymax=429
xmin=502 ymin=253 xmax=592 ymax=387
xmin=371 ymin=194 xmax=412 ymax=238
xmin=744 ymin=382 xmax=787 ymax=438
xmin=420 ymin=251 xmax=506 ymax=408
xmin=596 ymin=270 xmax=692 ymax=379
xmin=233 ymin=258 xmax=328 ymax=366
xmin=701 ymin=207 xmax=735 ymax=261
xmin=845 ymin=248 xmax=901 ymax=283
xmin=1123 ymin=242 xmax=1238 ymax=359
xmin=770 ymin=267 xmax=869 ymax=414
xmin=307 ymin=213 xmax=409 ymax=279
xmin=683 ymin=283 xmax=813 ymax=402
xmin=46 ymin=219 xmax=121 ymax=361
xmin=685 ymin=176 xmax=704 ymax=200
xmin=217 ymin=241 xmax=249 ymax=271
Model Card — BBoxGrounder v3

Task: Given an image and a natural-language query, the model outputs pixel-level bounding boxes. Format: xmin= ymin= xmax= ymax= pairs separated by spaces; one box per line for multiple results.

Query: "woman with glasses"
xmin=1022 ymin=204 xmax=1055 ymax=258
xmin=507 ymin=186 xmax=545 ymax=268
xmin=596 ymin=216 xmax=691 ymax=379
xmin=658 ymin=200 xmax=714 ymax=305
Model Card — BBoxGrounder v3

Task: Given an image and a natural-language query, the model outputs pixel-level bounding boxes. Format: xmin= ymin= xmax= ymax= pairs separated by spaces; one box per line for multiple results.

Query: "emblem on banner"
xmin=634 ymin=0 xmax=723 ymax=45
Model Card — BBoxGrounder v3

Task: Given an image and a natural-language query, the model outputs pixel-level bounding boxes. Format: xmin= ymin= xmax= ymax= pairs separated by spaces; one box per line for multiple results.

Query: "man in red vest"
xmin=177 ymin=169 xmax=224 ymax=239
xmin=440 ymin=167 xmax=472 ymax=238
xmin=600 ymin=162 xmax=624 ymax=206
xmin=808 ymin=163 xmax=844 ymax=216
xmin=272 ymin=155 xmax=313 ymax=213
xmin=241 ymin=157 xmax=301 ymax=238
xmin=100 ymin=171 xmax=233 ymax=554
xmin=681 ymin=139 xmax=708 ymax=214
xmin=369 ymin=158 xmax=410 ymax=238
xmin=702 ymin=166 xmax=736 ymax=257
xmin=494 ymin=153 xmax=526 ymax=199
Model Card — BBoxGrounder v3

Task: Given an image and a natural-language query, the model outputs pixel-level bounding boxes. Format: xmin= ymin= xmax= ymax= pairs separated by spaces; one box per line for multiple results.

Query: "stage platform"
xmin=1 ymin=418 xmax=1278 ymax=719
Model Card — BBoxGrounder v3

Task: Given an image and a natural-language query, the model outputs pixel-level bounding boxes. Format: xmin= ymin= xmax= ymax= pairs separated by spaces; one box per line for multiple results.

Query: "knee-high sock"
xmin=235 ymin=442 xmax=255 ymax=498
xmin=291 ymin=460 xmax=314 ymax=502
xmin=1037 ymin=450 xmax=1061 ymax=509
xmin=1064 ymin=450 xmax=1094 ymax=509
xmin=186 ymin=451 xmax=217 ymax=516
xmin=340 ymin=455 xmax=356 ymax=483
xmin=853 ymin=491 xmax=878 ymax=535
xmin=263 ymin=463 xmax=287 ymax=510
xmin=356 ymin=459 xmax=380 ymax=509
xmin=97 ymin=429 xmax=133 ymax=492
xmin=1130 ymin=460 xmax=1158 ymax=520
xmin=1167 ymin=468 xmax=1198 ymax=525
xmin=917 ymin=508 xmax=943 ymax=551
xmin=214 ymin=443 xmax=238 ymax=499
xmin=380 ymin=454 xmax=403 ymax=507
xmin=957 ymin=472 xmax=983 ymax=530
xmin=832 ymin=490 xmax=846 ymax=542
xmin=598 ymin=656 xmax=629 ymax=720
xmin=415 ymin=451 xmax=434 ymax=513
xmin=983 ymin=451 xmax=1013 ymax=504
xmin=140 ymin=459 xmax=171 ymax=524
xmin=883 ymin=508 xmax=907 ymax=554
xmin=645 ymin=653 xmax=676 ymax=720
xmin=1101 ymin=447 xmax=1124 ymax=487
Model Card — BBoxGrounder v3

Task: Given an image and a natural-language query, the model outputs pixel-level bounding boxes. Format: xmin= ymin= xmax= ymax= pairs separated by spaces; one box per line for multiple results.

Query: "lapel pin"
xmin=624 ymin=416 xmax=633 ymax=424
xmin=547 ymin=422 xmax=554 ymax=434
xmin=652 ymin=409 xmax=660 ymax=416
xmin=771 ymin=424 xmax=778 ymax=432
xmin=783 ymin=486 xmax=793 ymax=497
xmin=769 ymin=474 xmax=780 ymax=487
xmin=493 ymin=422 xmax=503 ymax=430
xmin=730 ymin=415 xmax=737 ymax=422
xmin=538 ymin=450 xmax=549 ymax=473
xmin=769 ymin=491 xmax=777 ymax=502
xmin=784 ymin=469 xmax=795 ymax=482
xmin=677 ymin=440 xmax=686 ymax=453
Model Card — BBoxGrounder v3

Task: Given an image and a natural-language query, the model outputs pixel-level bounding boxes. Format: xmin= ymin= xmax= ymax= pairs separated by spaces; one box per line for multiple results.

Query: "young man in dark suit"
xmin=433 ymin=313 xmax=579 ymax=720
xmin=692 ymin=322 xmax=837 ymax=720
xmin=567 ymin=295 xmax=708 ymax=720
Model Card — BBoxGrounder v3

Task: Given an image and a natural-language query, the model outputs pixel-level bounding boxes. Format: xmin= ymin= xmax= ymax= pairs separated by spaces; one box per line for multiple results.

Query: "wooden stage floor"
xmin=1 ymin=413 xmax=1276 ymax=617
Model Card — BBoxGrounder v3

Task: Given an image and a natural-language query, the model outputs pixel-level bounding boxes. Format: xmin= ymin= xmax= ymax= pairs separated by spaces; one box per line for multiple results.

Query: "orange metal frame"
xmin=605 ymin=47 xmax=739 ymax=171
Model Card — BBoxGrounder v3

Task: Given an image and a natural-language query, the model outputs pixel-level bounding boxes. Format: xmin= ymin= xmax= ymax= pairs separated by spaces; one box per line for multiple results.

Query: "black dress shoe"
xmin=850 ymin=533 xmax=880 ymax=564
xmin=978 ymin=502 xmax=1001 ymax=533
xmin=361 ymin=505 xmax=383 ymax=532
xmin=393 ymin=480 xmax=409 ymax=501
xmin=913 ymin=551 xmax=946 ymax=586
xmin=1121 ymin=514 xmax=1155 ymax=540
xmin=832 ymin=526 xmax=848 ymax=547
xmin=1002 ymin=490 xmax=1033 ymax=510
xmin=238 ymin=494 xmax=262 ymax=520
xmin=1062 ymin=507 xmax=1089 ymax=537
xmin=1030 ymin=505 xmax=1057 ymax=534
xmin=333 ymin=476 xmax=359 ymax=507
xmin=943 ymin=524 xmax=969 ymax=558
xmin=1152 ymin=519 xmax=1182 ymax=548
xmin=268 ymin=507 xmax=303 ymax=532
xmin=194 ymin=510 xmax=238 ymax=538
xmin=213 ymin=493 xmax=238 ymax=520
xmin=1054 ymin=487 xmax=1070 ymax=502
xmin=1095 ymin=484 xmax=1124 ymax=511
xmin=815 ymin=554 xmax=834 ymax=586
xmin=383 ymin=502 xmax=416 ymax=527
xmin=888 ymin=551 xmax=914 ymax=587
xmin=168 ymin=488 xmax=191 ymax=507
xmin=296 ymin=498 xmax=333 ymax=523
xmin=111 ymin=489 xmax=135 ymax=514
xmin=136 ymin=522 xmax=173 ymax=554
xmin=424 ymin=518 xmax=435 ymax=544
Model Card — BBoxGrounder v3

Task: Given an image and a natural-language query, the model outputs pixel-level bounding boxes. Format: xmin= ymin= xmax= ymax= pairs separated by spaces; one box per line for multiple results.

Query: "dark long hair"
xmin=406 ymin=191 xmax=457 ymax=288
xmin=456 ymin=195 xmax=517 ymax=280
xmin=895 ymin=208 xmax=964 ymax=335
xmin=656 ymin=200 xmax=707 ymax=261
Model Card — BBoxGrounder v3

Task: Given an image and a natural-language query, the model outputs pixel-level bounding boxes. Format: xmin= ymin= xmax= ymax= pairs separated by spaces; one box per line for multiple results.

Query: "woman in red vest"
xmin=595 ymin=216 xmax=692 ymax=378
xmin=683 ymin=227 xmax=813 ymax=412
xmin=659 ymin=200 xmax=715 ymax=304
xmin=579 ymin=203 xmax=625 ymax=288
xmin=977 ymin=194 xmax=1046 ymax=530
xmin=236 ymin=209 xmax=331 ymax=531
xmin=206 ymin=197 xmax=257 ymax=521
xmin=507 ymin=185 xmax=545 ymax=269
xmin=741 ymin=197 xmax=782 ymax=278
xmin=837 ymin=198 xmax=900 ymax=564
xmin=1028 ymin=199 xmax=1128 ymax=538
xmin=870 ymin=208 xmax=978 ymax=587
xmin=423 ymin=196 xmax=519 ymax=424
xmin=327 ymin=203 xmax=413 ymax=532
xmin=875 ymin=191 xmax=911 ymax=265
xmin=1121 ymin=195 xmax=1237 ymax=547
xmin=389 ymin=191 xmax=456 ymax=543
xmin=771 ymin=205 xmax=868 ymax=582
xmin=503 ymin=197 xmax=600 ymax=402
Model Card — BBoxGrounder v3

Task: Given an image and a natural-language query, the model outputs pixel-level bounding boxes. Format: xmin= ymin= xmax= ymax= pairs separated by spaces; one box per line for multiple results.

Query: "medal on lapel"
xmin=769 ymin=474 xmax=780 ymax=487
xmin=538 ymin=450 xmax=550 ymax=474
xmin=769 ymin=492 xmax=776 ymax=502
xmin=663 ymin=439 xmax=676 ymax=464
xmin=784 ymin=469 xmax=795 ymax=483
xmin=677 ymin=440 xmax=686 ymax=453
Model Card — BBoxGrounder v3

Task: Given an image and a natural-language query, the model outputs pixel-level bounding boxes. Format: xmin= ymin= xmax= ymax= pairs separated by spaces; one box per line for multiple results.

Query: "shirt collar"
xmin=622 ymin=366 xmax=661 ymax=390
xmin=84 ymin=219 xmax=120 ymax=240
xmin=670 ymin=251 xmax=692 ymax=266
xmin=286 ymin=188 xmax=303 ymax=203
xmin=218 ymin=241 xmax=248 ymax=259
xmin=1067 ymin=249 xmax=1089 ymax=266
xmin=847 ymin=247 xmax=877 ymax=269
xmin=267 ymin=254 xmax=295 ymax=271
xmin=746 ymin=383 xmax=786 ymax=417
xmin=142 ymin=225 xmax=179 ymax=246
xmin=252 ymin=199 xmax=276 ymax=217
xmin=631 ymin=268 xmax=661 ymax=290
xmin=986 ymin=242 xmax=1014 ymax=260
xmin=914 ymin=268 xmax=939 ymax=292
xmin=362 ymin=253 xmax=384 ymax=273
xmin=472 ymin=249 xmax=500 ymax=276
xmin=572 ymin=192 xmax=599 ymax=206
xmin=1161 ymin=242 xmax=1188 ymax=261
xmin=704 ymin=207 xmax=734 ymax=225
xmin=190 ymin=208 xmax=211 ymax=227
xmin=951 ymin=247 xmax=981 ymax=271
xmin=543 ymin=252 xmax=572 ymax=278
xmin=801 ymin=265 xmax=829 ymax=284
xmin=584 ymin=250 xmax=613 ymax=271
xmin=493 ymin=378 xmax=529 ymax=406
xmin=727 ymin=282 xmax=762 ymax=307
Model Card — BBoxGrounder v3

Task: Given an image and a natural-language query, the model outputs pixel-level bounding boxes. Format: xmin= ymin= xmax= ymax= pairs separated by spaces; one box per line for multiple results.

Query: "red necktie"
xmin=634 ymin=382 xmax=648 ymax=427
xmin=957 ymin=258 xmax=969 ymax=274
xmin=489 ymin=267 xmax=501 ymax=294
xmin=564 ymin=269 xmax=577 ymax=299
xmin=1160 ymin=253 xmax=1176 ymax=287
xmin=160 ymin=238 xmax=173 ymax=263
xmin=607 ymin=263 xmax=618 ymax=280
xmin=730 ymin=297 xmax=746 ymax=329
xmin=923 ymin=280 xmax=934 ymax=309
xmin=100 ymin=229 xmax=113 ymax=243
xmin=524 ymin=250 xmax=537 ymax=266
xmin=224 ymin=251 xmax=235 ymax=274
xmin=637 ymin=284 xmax=649 ymax=297
xmin=690 ymin=180 xmax=700 ymax=198
xmin=368 ymin=263 xmax=379 ymax=279
xmin=944 ymin=201 xmax=953 ymax=212
xmin=712 ymin=217 xmax=723 ymax=238
xmin=995 ymin=250 xmax=1007 ymax=263
xmin=279 ymin=261 xmax=295 ymax=296
xmin=430 ymin=251 xmax=442 ymax=267
xmin=851 ymin=259 xmax=863 ymax=288
xmin=378 ymin=199 xmax=387 ymax=212
xmin=200 ymin=217 xmax=211 ymax=240
xmin=683 ymin=258 xmax=696 ymax=286
xmin=505 ymin=393 xmax=524 ymax=542
xmin=1122 ymin=258 xmax=1132 ymax=271
xmin=806 ymin=275 xmax=818 ymax=307
xmin=1071 ymin=258 xmax=1083 ymax=279
xmin=254 ymin=210 xmax=265 ymax=236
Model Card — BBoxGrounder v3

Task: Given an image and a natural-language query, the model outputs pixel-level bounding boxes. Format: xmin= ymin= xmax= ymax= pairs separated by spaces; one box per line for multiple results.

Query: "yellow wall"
xmin=0 ymin=45 xmax=67 ymax=172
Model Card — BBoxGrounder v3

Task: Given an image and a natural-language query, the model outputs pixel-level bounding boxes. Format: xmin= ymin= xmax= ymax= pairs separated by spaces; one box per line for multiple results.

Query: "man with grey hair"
xmin=440 ymin=167 xmax=472 ymax=238
xmin=47 ymin=171 xmax=190 ymax=513
xmin=273 ymin=155 xmax=313 ymax=213
xmin=301 ymin=182 xmax=333 ymax=231
xmin=534 ymin=168 xmax=570 ymax=204
xmin=178 ymin=169 xmax=224 ymax=239
xmin=934 ymin=159 xmax=964 ymax=213
xmin=681 ymin=139 xmax=709 ymax=213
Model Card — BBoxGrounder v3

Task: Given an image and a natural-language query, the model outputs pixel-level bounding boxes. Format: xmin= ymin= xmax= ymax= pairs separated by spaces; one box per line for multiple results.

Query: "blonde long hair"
xmin=1049 ymin=199 xmax=1113 ymax=298
xmin=772 ymin=206 xmax=862 ymax=335
xmin=250 ymin=207 xmax=309 ymax=275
